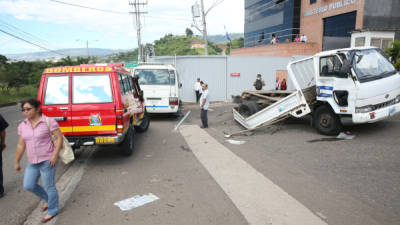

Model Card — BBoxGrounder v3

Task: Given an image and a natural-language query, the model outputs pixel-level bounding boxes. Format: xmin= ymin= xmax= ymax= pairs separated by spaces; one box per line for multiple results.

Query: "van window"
xmin=44 ymin=76 xmax=69 ymax=105
xmin=169 ymin=70 xmax=176 ymax=85
xmin=135 ymin=69 xmax=172 ymax=85
xmin=72 ymin=75 xmax=113 ymax=104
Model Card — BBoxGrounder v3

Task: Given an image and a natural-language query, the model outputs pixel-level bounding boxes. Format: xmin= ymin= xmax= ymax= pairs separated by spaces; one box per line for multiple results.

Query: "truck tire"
xmin=120 ymin=126 xmax=134 ymax=156
xmin=238 ymin=101 xmax=260 ymax=117
xmin=313 ymin=105 xmax=342 ymax=136
xmin=135 ymin=112 xmax=150 ymax=132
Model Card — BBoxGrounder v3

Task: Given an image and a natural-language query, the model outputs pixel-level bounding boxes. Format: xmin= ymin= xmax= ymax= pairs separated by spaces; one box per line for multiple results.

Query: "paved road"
xmin=1 ymin=103 xmax=400 ymax=225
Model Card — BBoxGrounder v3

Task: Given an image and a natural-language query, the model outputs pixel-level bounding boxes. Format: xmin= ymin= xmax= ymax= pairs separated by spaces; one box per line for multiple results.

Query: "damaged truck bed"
xmin=233 ymin=88 xmax=316 ymax=130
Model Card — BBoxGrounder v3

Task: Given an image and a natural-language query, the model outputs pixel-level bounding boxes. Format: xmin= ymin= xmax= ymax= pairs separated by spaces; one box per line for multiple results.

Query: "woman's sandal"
xmin=42 ymin=205 xmax=48 ymax=212
xmin=41 ymin=214 xmax=57 ymax=223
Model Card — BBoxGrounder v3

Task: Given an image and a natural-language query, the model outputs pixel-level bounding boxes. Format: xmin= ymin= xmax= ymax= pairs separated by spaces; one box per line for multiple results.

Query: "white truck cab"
xmin=132 ymin=64 xmax=182 ymax=114
xmin=311 ymin=47 xmax=400 ymax=134
xmin=233 ymin=47 xmax=400 ymax=135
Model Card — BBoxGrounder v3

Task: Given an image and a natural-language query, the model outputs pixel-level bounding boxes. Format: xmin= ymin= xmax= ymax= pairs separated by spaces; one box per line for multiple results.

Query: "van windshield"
xmin=353 ymin=49 xmax=397 ymax=82
xmin=135 ymin=69 xmax=174 ymax=85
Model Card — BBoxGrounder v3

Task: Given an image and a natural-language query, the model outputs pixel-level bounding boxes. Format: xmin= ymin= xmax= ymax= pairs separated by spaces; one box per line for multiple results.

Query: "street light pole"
xmin=200 ymin=0 xmax=208 ymax=55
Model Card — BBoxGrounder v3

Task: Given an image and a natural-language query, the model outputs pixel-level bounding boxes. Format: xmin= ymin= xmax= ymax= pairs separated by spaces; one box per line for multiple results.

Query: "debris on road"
xmin=226 ymin=139 xmax=246 ymax=145
xmin=114 ymin=193 xmax=159 ymax=211
xmin=174 ymin=110 xmax=191 ymax=131
xmin=336 ymin=132 xmax=355 ymax=140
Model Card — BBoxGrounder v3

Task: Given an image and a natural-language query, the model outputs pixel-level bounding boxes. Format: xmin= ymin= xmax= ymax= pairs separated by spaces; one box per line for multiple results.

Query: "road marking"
xmin=180 ymin=125 xmax=328 ymax=225
xmin=23 ymin=148 xmax=94 ymax=225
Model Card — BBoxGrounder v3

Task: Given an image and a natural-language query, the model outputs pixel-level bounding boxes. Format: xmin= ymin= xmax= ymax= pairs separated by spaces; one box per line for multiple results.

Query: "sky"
xmin=0 ymin=0 xmax=244 ymax=55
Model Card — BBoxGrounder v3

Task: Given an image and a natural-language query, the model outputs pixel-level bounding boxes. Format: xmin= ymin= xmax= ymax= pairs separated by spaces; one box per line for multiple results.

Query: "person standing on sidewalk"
xmin=194 ymin=78 xmax=202 ymax=103
xmin=14 ymin=99 xmax=63 ymax=223
xmin=0 ymin=114 xmax=9 ymax=198
xmin=200 ymin=83 xmax=210 ymax=128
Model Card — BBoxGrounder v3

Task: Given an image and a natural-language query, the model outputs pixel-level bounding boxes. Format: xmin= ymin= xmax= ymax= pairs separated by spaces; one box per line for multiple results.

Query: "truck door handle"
xmin=58 ymin=107 xmax=69 ymax=110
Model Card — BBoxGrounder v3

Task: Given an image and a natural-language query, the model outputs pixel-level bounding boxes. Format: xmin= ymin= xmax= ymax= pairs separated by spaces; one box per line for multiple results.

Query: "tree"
xmin=385 ymin=40 xmax=400 ymax=70
xmin=0 ymin=55 xmax=7 ymax=67
xmin=185 ymin=28 xmax=193 ymax=37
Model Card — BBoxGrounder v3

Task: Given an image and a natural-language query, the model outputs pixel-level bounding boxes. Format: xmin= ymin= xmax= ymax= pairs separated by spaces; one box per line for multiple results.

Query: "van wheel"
xmin=120 ymin=127 xmax=134 ymax=156
xmin=313 ymin=105 xmax=342 ymax=136
xmin=135 ymin=112 xmax=150 ymax=132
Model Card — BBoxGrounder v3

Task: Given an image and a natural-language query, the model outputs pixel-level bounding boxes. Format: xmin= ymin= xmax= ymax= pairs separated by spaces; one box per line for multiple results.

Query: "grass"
xmin=0 ymin=85 xmax=38 ymax=105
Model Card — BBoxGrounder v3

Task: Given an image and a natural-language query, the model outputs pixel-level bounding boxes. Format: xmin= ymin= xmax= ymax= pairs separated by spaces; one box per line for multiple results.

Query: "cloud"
xmin=0 ymin=0 xmax=244 ymax=53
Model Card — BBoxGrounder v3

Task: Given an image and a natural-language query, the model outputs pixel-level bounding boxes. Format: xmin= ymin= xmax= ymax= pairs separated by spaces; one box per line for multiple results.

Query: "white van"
xmin=133 ymin=64 xmax=181 ymax=114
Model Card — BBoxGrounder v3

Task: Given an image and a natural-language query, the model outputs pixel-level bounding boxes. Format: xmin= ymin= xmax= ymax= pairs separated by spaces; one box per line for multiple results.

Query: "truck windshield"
xmin=353 ymin=49 xmax=397 ymax=82
xmin=135 ymin=69 xmax=173 ymax=85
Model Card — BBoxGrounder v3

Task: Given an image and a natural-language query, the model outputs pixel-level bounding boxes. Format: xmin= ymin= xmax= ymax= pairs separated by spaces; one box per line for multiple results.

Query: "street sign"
xmin=124 ymin=61 xmax=138 ymax=67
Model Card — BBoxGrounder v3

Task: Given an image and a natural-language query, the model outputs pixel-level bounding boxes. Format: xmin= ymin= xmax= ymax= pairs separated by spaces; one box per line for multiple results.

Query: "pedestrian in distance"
xmin=275 ymin=78 xmax=281 ymax=90
xmin=199 ymin=81 xmax=204 ymax=95
xmin=294 ymin=34 xmax=300 ymax=42
xmin=253 ymin=74 xmax=266 ymax=90
xmin=200 ymin=83 xmax=210 ymax=128
xmin=194 ymin=78 xmax=202 ymax=103
xmin=300 ymin=34 xmax=307 ymax=43
xmin=0 ymin=113 xmax=9 ymax=199
xmin=280 ymin=78 xmax=287 ymax=90
xmin=14 ymin=99 xmax=63 ymax=223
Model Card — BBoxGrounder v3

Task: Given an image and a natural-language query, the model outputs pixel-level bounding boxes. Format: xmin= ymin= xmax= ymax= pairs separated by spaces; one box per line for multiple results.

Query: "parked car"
xmin=133 ymin=64 xmax=182 ymax=114
xmin=37 ymin=64 xmax=149 ymax=156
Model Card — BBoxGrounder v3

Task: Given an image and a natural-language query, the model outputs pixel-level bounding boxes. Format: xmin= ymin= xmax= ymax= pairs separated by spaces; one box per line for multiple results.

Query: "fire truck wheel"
xmin=135 ymin=112 xmax=150 ymax=133
xmin=120 ymin=126 xmax=134 ymax=156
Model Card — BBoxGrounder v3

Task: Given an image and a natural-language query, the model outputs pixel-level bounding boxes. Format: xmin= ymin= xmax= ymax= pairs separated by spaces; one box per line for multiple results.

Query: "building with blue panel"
xmin=244 ymin=0 xmax=301 ymax=47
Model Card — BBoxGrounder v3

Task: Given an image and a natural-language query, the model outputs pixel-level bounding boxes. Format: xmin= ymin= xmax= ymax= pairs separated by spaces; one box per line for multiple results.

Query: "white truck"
xmin=233 ymin=47 xmax=400 ymax=136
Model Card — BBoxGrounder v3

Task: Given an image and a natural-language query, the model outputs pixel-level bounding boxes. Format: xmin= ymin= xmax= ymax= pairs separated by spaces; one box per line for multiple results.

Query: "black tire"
xmin=238 ymin=101 xmax=260 ymax=117
xmin=313 ymin=105 xmax=342 ymax=136
xmin=134 ymin=112 xmax=150 ymax=132
xmin=120 ymin=127 xmax=134 ymax=156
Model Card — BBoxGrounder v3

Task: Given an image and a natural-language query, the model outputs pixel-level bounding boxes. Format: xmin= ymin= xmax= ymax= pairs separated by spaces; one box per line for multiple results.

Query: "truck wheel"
xmin=120 ymin=127 xmax=134 ymax=156
xmin=313 ymin=105 xmax=342 ymax=136
xmin=135 ymin=112 xmax=150 ymax=132
xmin=238 ymin=101 xmax=260 ymax=117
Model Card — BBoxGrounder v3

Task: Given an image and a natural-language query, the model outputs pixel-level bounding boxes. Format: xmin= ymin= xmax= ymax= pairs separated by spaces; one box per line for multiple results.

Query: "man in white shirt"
xmin=199 ymin=83 xmax=210 ymax=128
xmin=300 ymin=34 xmax=307 ymax=43
xmin=194 ymin=78 xmax=202 ymax=103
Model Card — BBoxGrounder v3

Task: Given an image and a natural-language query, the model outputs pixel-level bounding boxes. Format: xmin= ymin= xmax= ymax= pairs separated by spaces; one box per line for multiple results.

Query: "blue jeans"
xmin=24 ymin=160 xmax=59 ymax=216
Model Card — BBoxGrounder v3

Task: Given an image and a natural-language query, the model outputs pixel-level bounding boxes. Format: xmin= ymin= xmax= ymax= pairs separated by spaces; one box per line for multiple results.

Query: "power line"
xmin=0 ymin=19 xmax=61 ymax=50
xmin=0 ymin=28 xmax=66 ymax=56
xmin=48 ymin=0 xmax=127 ymax=14
xmin=48 ymin=0 xmax=191 ymax=21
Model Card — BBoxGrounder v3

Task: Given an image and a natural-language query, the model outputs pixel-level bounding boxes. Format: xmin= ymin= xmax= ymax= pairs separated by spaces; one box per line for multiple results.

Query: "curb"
xmin=0 ymin=102 xmax=18 ymax=108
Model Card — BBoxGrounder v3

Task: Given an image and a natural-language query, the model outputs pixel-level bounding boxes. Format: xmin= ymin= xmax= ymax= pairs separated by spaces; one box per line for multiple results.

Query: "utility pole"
xmin=76 ymin=39 xmax=98 ymax=58
xmin=200 ymin=0 xmax=208 ymax=55
xmin=129 ymin=0 xmax=148 ymax=62
xmin=192 ymin=0 xmax=225 ymax=56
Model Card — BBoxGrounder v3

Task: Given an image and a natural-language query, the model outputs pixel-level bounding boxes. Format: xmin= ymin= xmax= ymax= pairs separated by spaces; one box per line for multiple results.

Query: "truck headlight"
xmin=395 ymin=95 xmax=400 ymax=104
xmin=355 ymin=105 xmax=374 ymax=113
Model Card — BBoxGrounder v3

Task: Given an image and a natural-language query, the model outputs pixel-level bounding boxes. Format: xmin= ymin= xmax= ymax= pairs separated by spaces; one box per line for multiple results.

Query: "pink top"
xmin=18 ymin=116 xmax=60 ymax=164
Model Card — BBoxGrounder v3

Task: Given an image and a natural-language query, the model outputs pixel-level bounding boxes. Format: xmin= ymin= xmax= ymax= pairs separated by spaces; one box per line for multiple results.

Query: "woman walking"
xmin=14 ymin=99 xmax=63 ymax=223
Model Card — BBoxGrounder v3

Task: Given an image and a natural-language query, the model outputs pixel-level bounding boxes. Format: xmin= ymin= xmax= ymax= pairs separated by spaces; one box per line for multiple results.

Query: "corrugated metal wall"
xmin=148 ymin=55 xmax=305 ymax=102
